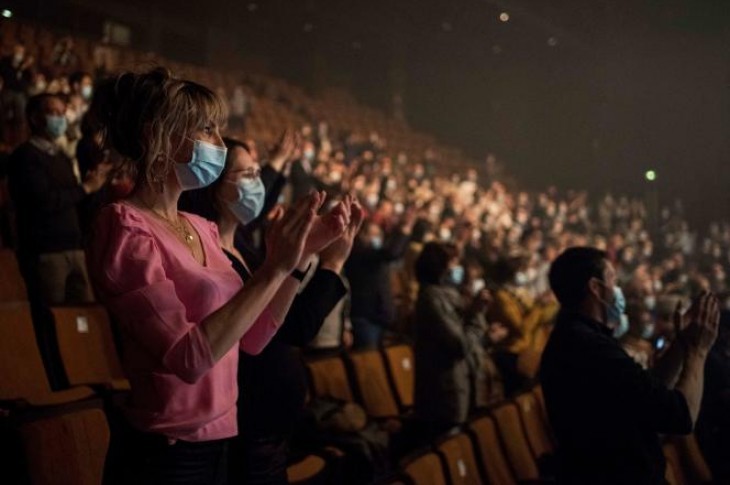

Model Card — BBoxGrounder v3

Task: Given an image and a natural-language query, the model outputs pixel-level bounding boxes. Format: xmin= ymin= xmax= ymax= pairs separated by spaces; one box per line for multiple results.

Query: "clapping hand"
xmin=320 ymin=195 xmax=365 ymax=273
xmin=679 ymin=291 xmax=720 ymax=356
xmin=303 ymin=192 xmax=351 ymax=258
xmin=269 ymin=129 xmax=301 ymax=172
xmin=264 ymin=192 xmax=321 ymax=274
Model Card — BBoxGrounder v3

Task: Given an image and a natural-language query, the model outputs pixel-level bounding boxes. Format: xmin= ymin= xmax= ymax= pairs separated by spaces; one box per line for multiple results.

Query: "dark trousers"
xmin=103 ymin=407 xmax=228 ymax=485
xmin=229 ymin=434 xmax=288 ymax=485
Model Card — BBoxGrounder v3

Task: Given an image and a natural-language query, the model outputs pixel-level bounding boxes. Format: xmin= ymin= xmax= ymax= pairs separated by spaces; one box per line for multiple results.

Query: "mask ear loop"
xmin=591 ymin=277 xmax=613 ymax=326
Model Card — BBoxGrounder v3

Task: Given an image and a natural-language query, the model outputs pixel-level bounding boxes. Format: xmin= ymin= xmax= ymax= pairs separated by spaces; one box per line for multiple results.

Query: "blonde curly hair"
xmin=89 ymin=67 xmax=227 ymax=190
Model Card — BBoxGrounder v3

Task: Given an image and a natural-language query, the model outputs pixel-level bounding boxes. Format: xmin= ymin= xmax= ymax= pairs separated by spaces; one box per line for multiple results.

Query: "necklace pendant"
xmin=185 ymin=234 xmax=194 ymax=244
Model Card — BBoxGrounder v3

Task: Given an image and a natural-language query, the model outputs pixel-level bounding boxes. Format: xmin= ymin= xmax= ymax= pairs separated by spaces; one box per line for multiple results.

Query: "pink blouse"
xmin=88 ymin=202 xmax=279 ymax=442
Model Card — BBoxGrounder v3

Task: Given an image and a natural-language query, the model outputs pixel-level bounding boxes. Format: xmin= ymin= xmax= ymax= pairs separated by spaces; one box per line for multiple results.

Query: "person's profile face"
xmin=217 ymin=146 xmax=260 ymax=205
xmin=173 ymin=120 xmax=225 ymax=165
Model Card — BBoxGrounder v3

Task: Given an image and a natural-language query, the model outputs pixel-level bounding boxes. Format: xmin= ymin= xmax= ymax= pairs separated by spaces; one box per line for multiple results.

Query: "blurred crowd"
xmin=1 ymin=24 xmax=729 ymax=483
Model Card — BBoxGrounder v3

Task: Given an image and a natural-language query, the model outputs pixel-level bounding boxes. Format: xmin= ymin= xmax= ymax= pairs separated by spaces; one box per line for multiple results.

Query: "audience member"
xmin=8 ymin=93 xmax=107 ymax=305
xmin=412 ymin=242 xmax=490 ymax=437
xmin=345 ymin=217 xmax=413 ymax=348
xmin=87 ymin=68 xmax=322 ymax=484
xmin=182 ymin=134 xmax=361 ymax=484
xmin=541 ymin=247 xmax=719 ymax=485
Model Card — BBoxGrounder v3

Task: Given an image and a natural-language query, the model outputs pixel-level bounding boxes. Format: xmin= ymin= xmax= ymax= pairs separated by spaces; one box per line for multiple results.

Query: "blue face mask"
xmin=228 ymin=176 xmax=265 ymax=225
xmin=598 ymin=282 xmax=627 ymax=336
xmin=81 ymin=85 xmax=93 ymax=100
xmin=175 ymin=140 xmax=227 ymax=191
xmin=640 ymin=322 xmax=655 ymax=340
xmin=614 ymin=314 xmax=630 ymax=339
xmin=371 ymin=236 xmax=383 ymax=250
xmin=449 ymin=265 xmax=465 ymax=286
xmin=46 ymin=115 xmax=67 ymax=139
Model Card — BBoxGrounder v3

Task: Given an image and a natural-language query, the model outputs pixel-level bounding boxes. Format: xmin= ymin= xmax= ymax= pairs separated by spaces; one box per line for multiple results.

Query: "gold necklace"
xmin=138 ymin=199 xmax=195 ymax=246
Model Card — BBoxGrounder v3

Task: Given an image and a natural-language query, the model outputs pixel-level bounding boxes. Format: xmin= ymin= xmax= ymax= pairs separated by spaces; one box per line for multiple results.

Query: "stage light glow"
xmin=645 ymin=170 xmax=657 ymax=182
xmin=499 ymin=12 xmax=510 ymax=22
xmin=548 ymin=37 xmax=558 ymax=47
xmin=1 ymin=9 xmax=12 ymax=19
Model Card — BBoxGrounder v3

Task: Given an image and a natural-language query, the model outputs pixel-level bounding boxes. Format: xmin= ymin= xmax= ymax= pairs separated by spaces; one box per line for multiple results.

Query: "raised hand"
xmin=679 ymin=291 xmax=720 ymax=355
xmin=303 ymin=192 xmax=350 ymax=257
xmin=82 ymin=161 xmax=113 ymax=194
xmin=319 ymin=195 xmax=365 ymax=273
xmin=264 ymin=192 xmax=321 ymax=274
xmin=269 ymin=128 xmax=301 ymax=171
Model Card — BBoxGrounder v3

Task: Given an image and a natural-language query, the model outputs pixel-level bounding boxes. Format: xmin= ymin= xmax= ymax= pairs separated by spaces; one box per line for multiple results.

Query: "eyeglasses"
xmin=231 ymin=168 xmax=262 ymax=180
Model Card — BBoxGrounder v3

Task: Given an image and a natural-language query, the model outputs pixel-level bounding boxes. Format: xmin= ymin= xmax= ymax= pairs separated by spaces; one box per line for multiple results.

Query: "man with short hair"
xmin=540 ymin=246 xmax=719 ymax=484
xmin=8 ymin=93 xmax=108 ymax=305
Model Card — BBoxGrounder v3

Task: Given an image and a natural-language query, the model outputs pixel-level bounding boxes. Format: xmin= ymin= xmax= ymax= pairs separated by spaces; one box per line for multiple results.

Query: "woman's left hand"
xmin=319 ymin=196 xmax=365 ymax=273
xmin=302 ymin=192 xmax=350 ymax=258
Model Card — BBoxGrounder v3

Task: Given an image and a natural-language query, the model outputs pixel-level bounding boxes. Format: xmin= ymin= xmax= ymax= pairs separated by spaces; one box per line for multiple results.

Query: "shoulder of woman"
xmin=88 ymin=202 xmax=160 ymax=290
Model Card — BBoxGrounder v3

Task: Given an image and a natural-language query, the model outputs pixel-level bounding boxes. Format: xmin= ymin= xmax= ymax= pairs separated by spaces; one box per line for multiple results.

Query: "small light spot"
xmin=547 ymin=37 xmax=558 ymax=47
xmin=499 ymin=12 xmax=510 ymax=22
xmin=1 ymin=9 xmax=12 ymax=19
xmin=645 ymin=170 xmax=657 ymax=182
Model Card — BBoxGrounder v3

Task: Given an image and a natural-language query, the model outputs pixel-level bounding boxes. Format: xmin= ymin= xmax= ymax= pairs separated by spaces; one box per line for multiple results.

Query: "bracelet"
xmin=290 ymin=262 xmax=312 ymax=282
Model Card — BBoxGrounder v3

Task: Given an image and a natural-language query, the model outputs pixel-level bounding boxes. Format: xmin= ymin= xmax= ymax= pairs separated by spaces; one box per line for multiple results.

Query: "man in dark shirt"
xmin=540 ymin=247 xmax=719 ymax=484
xmin=345 ymin=217 xmax=413 ymax=348
xmin=8 ymin=93 xmax=108 ymax=304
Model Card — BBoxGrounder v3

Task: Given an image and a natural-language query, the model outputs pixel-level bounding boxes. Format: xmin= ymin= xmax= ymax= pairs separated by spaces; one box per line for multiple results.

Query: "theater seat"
xmin=0 ymin=302 xmax=94 ymax=406
xmin=0 ymin=249 xmax=28 ymax=302
xmin=382 ymin=344 xmax=415 ymax=411
xmin=434 ymin=432 xmax=483 ymax=485
xmin=531 ymin=386 xmax=553 ymax=440
xmin=467 ymin=416 xmax=517 ymax=485
xmin=18 ymin=407 xmax=109 ymax=485
xmin=402 ymin=450 xmax=448 ymax=485
xmin=514 ymin=392 xmax=554 ymax=459
xmin=491 ymin=402 xmax=540 ymax=481
xmin=287 ymin=454 xmax=329 ymax=484
xmin=306 ymin=354 xmax=354 ymax=402
xmin=51 ymin=305 xmax=130 ymax=390
xmin=347 ymin=349 xmax=400 ymax=418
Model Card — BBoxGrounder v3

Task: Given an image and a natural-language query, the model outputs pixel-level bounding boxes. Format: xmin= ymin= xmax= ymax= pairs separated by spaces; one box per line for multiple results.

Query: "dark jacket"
xmin=0 ymin=56 xmax=31 ymax=92
xmin=345 ymin=229 xmax=410 ymax=326
xmin=227 ymin=253 xmax=347 ymax=437
xmin=540 ymin=311 xmax=692 ymax=485
xmin=413 ymin=284 xmax=487 ymax=425
xmin=8 ymin=139 xmax=85 ymax=255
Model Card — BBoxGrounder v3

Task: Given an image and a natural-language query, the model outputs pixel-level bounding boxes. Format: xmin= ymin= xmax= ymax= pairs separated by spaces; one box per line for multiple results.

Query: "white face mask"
xmin=515 ymin=272 xmax=529 ymax=286
xmin=471 ymin=278 xmax=486 ymax=296
xmin=640 ymin=322 xmax=655 ymax=340
xmin=366 ymin=193 xmax=378 ymax=208
xmin=371 ymin=236 xmax=383 ymax=250
xmin=644 ymin=295 xmax=656 ymax=311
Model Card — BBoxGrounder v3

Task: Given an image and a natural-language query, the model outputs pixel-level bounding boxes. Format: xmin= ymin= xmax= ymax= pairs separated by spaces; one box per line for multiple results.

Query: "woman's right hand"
xmin=264 ymin=192 xmax=322 ymax=274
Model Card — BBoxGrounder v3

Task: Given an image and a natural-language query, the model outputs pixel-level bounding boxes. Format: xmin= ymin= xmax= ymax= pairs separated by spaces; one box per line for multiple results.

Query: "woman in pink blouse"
xmin=87 ymin=69 xmax=344 ymax=485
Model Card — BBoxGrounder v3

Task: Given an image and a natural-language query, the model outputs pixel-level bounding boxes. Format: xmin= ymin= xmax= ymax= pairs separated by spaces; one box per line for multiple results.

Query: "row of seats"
xmin=388 ymin=393 xmax=711 ymax=485
xmin=306 ymin=345 xmax=415 ymax=419
xmin=389 ymin=388 xmax=550 ymax=485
